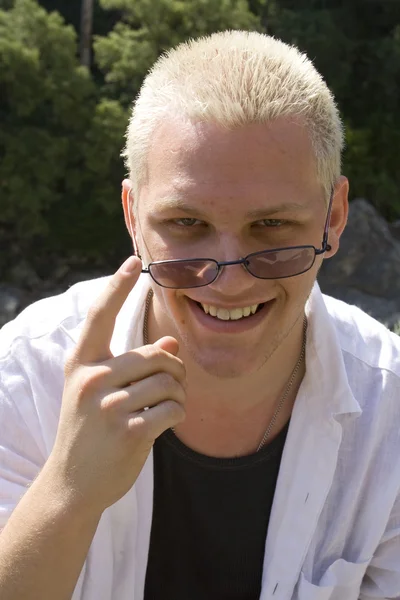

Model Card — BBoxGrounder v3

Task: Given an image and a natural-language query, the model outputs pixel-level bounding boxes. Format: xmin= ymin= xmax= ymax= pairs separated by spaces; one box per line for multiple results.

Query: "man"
xmin=0 ymin=30 xmax=399 ymax=600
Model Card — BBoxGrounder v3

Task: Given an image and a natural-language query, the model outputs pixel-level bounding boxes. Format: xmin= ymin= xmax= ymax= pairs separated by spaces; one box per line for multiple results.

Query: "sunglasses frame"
xmin=140 ymin=189 xmax=334 ymax=289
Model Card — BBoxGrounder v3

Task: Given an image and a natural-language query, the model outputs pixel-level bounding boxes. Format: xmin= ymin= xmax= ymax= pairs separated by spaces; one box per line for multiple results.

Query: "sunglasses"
xmin=140 ymin=191 xmax=333 ymax=289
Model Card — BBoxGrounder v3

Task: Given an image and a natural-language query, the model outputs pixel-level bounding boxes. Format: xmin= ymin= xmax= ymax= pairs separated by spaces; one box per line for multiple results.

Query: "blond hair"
xmin=123 ymin=30 xmax=343 ymax=201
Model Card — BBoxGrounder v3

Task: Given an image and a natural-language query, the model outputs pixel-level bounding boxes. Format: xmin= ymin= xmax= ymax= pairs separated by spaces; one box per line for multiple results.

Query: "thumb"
xmin=153 ymin=336 xmax=180 ymax=356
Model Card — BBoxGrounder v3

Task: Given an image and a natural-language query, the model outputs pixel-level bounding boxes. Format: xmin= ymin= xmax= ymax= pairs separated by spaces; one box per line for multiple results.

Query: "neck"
xmin=146 ymin=291 xmax=306 ymax=457
xmin=178 ymin=339 xmax=305 ymax=456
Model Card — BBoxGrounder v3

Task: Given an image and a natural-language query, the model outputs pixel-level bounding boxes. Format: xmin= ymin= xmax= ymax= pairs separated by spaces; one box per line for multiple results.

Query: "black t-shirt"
xmin=144 ymin=422 xmax=289 ymax=600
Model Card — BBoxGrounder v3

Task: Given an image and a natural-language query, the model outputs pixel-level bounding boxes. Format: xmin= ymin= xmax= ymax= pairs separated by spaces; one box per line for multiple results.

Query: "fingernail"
xmin=121 ymin=256 xmax=138 ymax=274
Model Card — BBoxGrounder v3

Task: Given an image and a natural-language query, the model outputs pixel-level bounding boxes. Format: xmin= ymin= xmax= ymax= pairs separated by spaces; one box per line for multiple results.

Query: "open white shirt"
xmin=0 ymin=275 xmax=399 ymax=600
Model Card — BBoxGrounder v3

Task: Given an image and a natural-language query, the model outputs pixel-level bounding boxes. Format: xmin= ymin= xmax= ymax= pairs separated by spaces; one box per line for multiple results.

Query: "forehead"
xmin=142 ymin=116 xmax=322 ymax=212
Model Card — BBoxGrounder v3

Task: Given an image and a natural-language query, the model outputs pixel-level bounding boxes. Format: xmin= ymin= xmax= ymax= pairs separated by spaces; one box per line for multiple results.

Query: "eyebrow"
xmin=245 ymin=203 xmax=310 ymax=219
xmin=154 ymin=198 xmax=311 ymax=218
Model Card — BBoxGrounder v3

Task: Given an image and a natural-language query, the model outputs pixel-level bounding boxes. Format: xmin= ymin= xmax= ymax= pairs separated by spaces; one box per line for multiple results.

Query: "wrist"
xmin=36 ymin=457 xmax=105 ymax=525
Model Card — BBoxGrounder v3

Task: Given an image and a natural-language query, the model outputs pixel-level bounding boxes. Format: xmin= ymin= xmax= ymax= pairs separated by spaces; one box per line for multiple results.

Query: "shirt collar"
xmin=69 ymin=275 xmax=361 ymax=419
xmin=304 ymin=282 xmax=361 ymax=418
xmin=110 ymin=274 xmax=151 ymax=357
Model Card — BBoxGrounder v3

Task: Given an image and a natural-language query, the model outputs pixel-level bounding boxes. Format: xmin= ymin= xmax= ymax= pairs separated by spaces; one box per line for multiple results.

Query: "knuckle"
xmin=156 ymin=371 xmax=176 ymax=390
xmin=153 ymin=373 xmax=185 ymax=404
xmin=100 ymin=390 xmax=126 ymax=414
xmin=143 ymin=345 xmax=165 ymax=362
xmin=145 ymin=348 xmax=185 ymax=379
xmin=176 ymin=360 xmax=186 ymax=381
xmin=77 ymin=371 xmax=96 ymax=396
xmin=163 ymin=400 xmax=186 ymax=422
xmin=77 ymin=366 xmax=110 ymax=396
xmin=126 ymin=412 xmax=148 ymax=435
xmin=134 ymin=346 xmax=186 ymax=384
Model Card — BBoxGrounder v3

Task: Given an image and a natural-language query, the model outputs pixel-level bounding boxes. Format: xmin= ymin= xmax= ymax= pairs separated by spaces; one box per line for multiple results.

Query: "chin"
xmin=185 ymin=344 xmax=269 ymax=379
xmin=195 ymin=358 xmax=256 ymax=379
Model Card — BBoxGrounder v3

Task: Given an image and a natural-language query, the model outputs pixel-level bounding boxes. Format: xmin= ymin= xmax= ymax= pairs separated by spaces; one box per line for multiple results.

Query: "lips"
xmin=198 ymin=302 xmax=263 ymax=320
xmin=185 ymin=296 xmax=274 ymax=333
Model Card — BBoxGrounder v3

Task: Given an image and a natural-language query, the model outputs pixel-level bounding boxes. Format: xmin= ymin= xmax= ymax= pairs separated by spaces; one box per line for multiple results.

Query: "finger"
xmin=153 ymin=336 xmax=180 ymax=356
xmin=128 ymin=399 xmax=186 ymax=440
xmin=74 ymin=256 xmax=142 ymax=364
xmin=104 ymin=373 xmax=186 ymax=414
xmin=102 ymin=339 xmax=186 ymax=388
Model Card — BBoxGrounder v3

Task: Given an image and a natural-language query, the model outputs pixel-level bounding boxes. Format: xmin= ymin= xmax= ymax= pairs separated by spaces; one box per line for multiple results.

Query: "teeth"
xmin=228 ymin=308 xmax=244 ymax=321
xmin=200 ymin=303 xmax=260 ymax=320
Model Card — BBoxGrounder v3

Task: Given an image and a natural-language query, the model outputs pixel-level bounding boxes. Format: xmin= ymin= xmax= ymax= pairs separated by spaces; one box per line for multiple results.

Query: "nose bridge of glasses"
xmin=217 ymin=256 xmax=250 ymax=268
xmin=213 ymin=257 xmax=250 ymax=280
xmin=210 ymin=256 xmax=253 ymax=288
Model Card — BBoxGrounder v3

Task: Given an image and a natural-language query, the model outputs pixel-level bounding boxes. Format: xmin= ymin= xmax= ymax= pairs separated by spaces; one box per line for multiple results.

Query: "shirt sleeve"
xmin=0 ymin=379 xmax=45 ymax=530
xmin=359 ymin=489 xmax=400 ymax=599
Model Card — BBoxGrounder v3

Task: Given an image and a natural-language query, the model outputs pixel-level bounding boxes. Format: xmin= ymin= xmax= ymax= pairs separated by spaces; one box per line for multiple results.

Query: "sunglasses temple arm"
xmin=322 ymin=188 xmax=334 ymax=251
xmin=129 ymin=248 xmax=148 ymax=272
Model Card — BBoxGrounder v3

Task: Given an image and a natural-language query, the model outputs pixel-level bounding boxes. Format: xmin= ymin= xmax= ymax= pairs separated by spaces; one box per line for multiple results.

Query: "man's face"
xmin=124 ymin=116 xmax=347 ymax=378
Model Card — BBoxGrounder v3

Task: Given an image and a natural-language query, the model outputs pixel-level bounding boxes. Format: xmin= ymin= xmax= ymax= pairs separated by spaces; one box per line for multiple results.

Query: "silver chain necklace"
xmin=142 ymin=288 xmax=307 ymax=452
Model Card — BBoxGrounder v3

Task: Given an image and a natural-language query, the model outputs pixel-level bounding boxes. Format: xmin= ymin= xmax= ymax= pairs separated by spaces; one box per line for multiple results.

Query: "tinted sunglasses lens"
xmin=149 ymin=260 xmax=218 ymax=288
xmin=247 ymin=247 xmax=316 ymax=279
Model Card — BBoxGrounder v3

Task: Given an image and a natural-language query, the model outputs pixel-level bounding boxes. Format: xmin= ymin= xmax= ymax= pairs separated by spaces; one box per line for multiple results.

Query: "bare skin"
xmin=0 ymin=118 xmax=349 ymax=597
xmin=122 ymin=117 xmax=349 ymax=457
xmin=0 ymin=256 xmax=186 ymax=599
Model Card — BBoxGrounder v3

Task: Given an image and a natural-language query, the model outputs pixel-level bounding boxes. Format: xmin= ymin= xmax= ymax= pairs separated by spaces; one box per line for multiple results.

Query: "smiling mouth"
xmin=195 ymin=301 xmax=266 ymax=321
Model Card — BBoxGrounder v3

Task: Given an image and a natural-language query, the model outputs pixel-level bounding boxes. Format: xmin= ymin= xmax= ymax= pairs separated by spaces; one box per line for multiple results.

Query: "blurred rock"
xmin=320 ymin=286 xmax=400 ymax=329
xmin=52 ymin=263 xmax=71 ymax=283
xmin=0 ymin=286 xmax=22 ymax=328
xmin=62 ymin=269 xmax=108 ymax=288
xmin=390 ymin=219 xmax=400 ymax=241
xmin=318 ymin=198 xmax=400 ymax=325
xmin=1 ymin=198 xmax=400 ymax=331
xmin=8 ymin=260 xmax=41 ymax=290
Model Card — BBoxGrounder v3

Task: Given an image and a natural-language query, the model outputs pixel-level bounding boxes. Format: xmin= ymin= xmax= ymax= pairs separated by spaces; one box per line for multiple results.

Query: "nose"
xmin=206 ymin=234 xmax=255 ymax=294
xmin=209 ymin=258 xmax=255 ymax=295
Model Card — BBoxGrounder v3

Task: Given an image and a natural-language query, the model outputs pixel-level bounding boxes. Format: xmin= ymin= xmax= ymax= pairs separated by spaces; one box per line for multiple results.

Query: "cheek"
xmin=153 ymin=287 xmax=173 ymax=311
xmin=153 ymin=287 xmax=187 ymax=322
xmin=279 ymin=267 xmax=318 ymax=303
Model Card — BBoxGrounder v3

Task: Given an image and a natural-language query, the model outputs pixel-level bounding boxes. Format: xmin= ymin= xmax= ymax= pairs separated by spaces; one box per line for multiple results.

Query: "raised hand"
xmin=49 ymin=256 xmax=186 ymax=513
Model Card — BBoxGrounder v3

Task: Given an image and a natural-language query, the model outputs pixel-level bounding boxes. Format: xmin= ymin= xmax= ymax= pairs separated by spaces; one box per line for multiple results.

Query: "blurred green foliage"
xmin=0 ymin=0 xmax=129 ymax=268
xmin=261 ymin=0 xmax=400 ymax=219
xmin=1 ymin=0 xmax=400 ymax=272
xmin=95 ymin=0 xmax=260 ymax=104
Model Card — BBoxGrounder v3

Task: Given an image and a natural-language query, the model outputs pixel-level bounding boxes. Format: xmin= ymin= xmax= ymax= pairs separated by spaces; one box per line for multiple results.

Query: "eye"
xmin=172 ymin=218 xmax=204 ymax=227
xmin=254 ymin=219 xmax=286 ymax=227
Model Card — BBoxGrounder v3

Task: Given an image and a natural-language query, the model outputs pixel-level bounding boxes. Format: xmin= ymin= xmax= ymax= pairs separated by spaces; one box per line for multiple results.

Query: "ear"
xmin=324 ymin=175 xmax=349 ymax=260
xmin=121 ymin=179 xmax=140 ymax=255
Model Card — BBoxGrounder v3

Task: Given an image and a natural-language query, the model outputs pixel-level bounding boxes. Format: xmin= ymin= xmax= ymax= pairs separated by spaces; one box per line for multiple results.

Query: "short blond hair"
xmin=123 ymin=30 xmax=343 ymax=201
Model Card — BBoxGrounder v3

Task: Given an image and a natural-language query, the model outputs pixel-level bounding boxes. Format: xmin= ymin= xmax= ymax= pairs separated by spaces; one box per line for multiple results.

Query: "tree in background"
xmin=80 ymin=0 xmax=95 ymax=67
xmin=93 ymin=0 xmax=400 ymax=219
xmin=0 ymin=0 xmax=95 ymax=241
xmin=0 ymin=0 xmax=129 ymax=271
xmin=251 ymin=0 xmax=400 ymax=219
xmin=1 ymin=0 xmax=400 ymax=275
xmin=94 ymin=0 xmax=260 ymax=105
xmin=0 ymin=0 xmax=263 ymax=272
